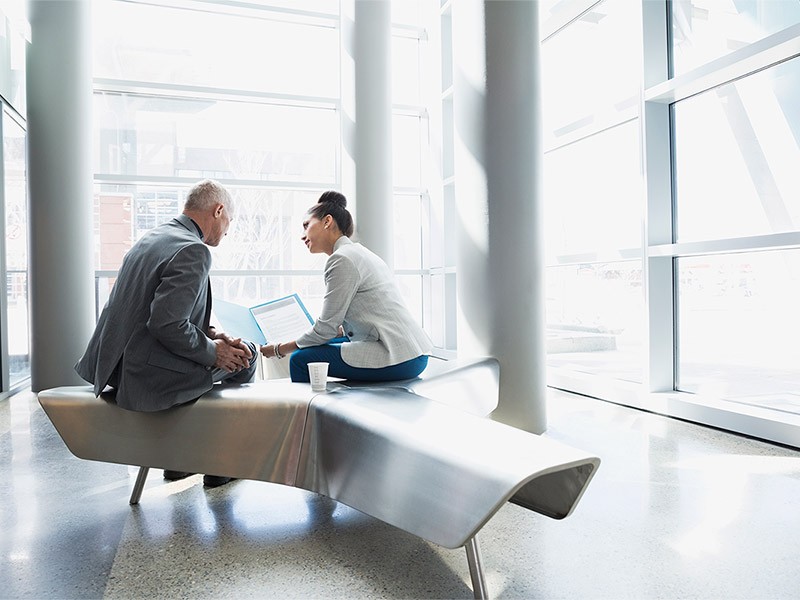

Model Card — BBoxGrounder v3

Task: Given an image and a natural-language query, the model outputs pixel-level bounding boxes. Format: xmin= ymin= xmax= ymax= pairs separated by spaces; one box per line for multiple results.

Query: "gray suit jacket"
xmin=75 ymin=215 xmax=218 ymax=412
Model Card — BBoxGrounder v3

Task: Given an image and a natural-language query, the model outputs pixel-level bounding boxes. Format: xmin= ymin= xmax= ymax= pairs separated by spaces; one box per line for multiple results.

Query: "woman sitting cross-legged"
xmin=260 ymin=190 xmax=432 ymax=383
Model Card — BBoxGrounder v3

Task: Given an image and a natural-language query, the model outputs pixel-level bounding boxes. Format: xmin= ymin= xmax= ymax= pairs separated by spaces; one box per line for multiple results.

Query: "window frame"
xmin=543 ymin=0 xmax=800 ymax=447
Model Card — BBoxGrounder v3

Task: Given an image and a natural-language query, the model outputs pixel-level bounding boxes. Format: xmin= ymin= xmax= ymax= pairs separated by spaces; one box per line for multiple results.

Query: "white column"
xmin=353 ymin=0 xmax=393 ymax=266
xmin=27 ymin=0 xmax=95 ymax=391
xmin=484 ymin=0 xmax=546 ymax=432
xmin=452 ymin=0 xmax=545 ymax=433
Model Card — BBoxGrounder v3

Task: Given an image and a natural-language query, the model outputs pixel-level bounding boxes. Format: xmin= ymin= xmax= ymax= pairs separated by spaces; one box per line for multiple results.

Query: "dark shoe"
xmin=203 ymin=475 xmax=235 ymax=488
xmin=163 ymin=469 xmax=194 ymax=481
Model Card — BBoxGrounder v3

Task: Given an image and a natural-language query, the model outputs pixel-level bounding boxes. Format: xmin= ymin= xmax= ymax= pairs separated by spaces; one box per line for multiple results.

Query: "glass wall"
xmin=669 ymin=4 xmax=800 ymax=420
xmin=94 ymin=1 xmax=339 ymax=97
xmin=539 ymin=0 xmax=800 ymax=444
xmin=673 ymin=60 xmax=800 ymax=242
xmin=2 ymin=109 xmax=28 ymax=388
xmin=540 ymin=0 xmax=645 ymax=384
xmin=433 ymin=0 xmax=463 ymax=355
xmin=93 ymin=93 xmax=339 ymax=183
xmin=677 ymin=250 xmax=800 ymax=410
xmin=0 ymin=0 xmax=28 ymax=392
xmin=391 ymin=2 xmax=429 ymax=332
xmin=92 ymin=0 xmax=435 ymax=343
xmin=671 ymin=0 xmax=800 ymax=77
xmin=0 ymin=1 xmax=26 ymax=114
xmin=92 ymin=1 xmax=335 ymax=310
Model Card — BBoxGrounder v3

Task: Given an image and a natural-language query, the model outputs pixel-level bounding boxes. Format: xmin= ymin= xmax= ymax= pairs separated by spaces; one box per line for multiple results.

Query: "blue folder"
xmin=212 ymin=294 xmax=314 ymax=345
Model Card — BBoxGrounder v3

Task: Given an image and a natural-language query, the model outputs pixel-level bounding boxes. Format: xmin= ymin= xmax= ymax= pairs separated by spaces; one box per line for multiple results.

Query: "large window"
xmin=92 ymin=1 xmax=340 ymax=318
xmin=94 ymin=93 xmax=338 ymax=183
xmin=670 ymin=24 xmax=800 ymax=416
xmin=0 ymin=1 xmax=26 ymax=114
xmin=391 ymin=4 xmax=430 ymax=332
xmin=677 ymin=250 xmax=800 ymax=410
xmin=93 ymin=1 xmax=339 ymax=97
xmin=2 ymin=109 xmax=29 ymax=388
xmin=0 ymin=0 xmax=28 ymax=392
xmin=92 ymin=0 xmax=436 ymax=343
xmin=673 ymin=58 xmax=800 ymax=242
xmin=671 ymin=0 xmax=800 ymax=77
xmin=540 ymin=0 xmax=641 ymax=146
xmin=539 ymin=0 xmax=800 ymax=445
xmin=541 ymin=0 xmax=645 ymax=384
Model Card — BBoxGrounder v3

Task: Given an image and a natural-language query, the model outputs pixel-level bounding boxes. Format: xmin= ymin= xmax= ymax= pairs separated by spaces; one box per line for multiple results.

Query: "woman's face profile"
xmin=301 ymin=213 xmax=332 ymax=254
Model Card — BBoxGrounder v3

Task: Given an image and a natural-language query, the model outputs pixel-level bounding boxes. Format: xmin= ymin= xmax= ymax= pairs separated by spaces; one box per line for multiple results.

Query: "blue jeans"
xmin=289 ymin=339 xmax=428 ymax=383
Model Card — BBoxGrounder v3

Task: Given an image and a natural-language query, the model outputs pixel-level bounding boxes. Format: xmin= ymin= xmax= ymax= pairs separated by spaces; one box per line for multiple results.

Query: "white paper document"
xmin=251 ymin=295 xmax=315 ymax=343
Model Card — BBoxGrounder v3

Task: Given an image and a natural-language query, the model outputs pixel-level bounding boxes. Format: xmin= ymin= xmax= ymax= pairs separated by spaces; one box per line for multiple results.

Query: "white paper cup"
xmin=308 ymin=362 xmax=329 ymax=392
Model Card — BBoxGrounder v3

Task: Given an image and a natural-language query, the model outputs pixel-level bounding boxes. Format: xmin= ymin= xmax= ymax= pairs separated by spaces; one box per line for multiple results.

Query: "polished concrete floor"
xmin=2 ymin=385 xmax=800 ymax=599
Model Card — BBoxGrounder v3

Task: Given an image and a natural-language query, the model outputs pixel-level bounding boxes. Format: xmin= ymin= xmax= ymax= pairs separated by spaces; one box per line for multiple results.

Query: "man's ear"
xmin=215 ymin=204 xmax=224 ymax=217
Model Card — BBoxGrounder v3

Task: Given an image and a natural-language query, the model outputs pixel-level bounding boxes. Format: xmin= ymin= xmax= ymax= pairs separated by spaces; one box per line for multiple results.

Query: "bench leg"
xmin=129 ymin=466 xmax=150 ymax=505
xmin=465 ymin=534 xmax=489 ymax=599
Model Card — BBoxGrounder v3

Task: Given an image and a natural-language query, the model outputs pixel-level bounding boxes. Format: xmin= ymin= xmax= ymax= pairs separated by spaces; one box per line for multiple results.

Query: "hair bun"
xmin=317 ymin=190 xmax=347 ymax=209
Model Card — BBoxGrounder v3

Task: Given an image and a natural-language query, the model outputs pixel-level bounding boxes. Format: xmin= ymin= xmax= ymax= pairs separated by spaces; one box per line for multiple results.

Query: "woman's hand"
xmin=260 ymin=341 xmax=299 ymax=359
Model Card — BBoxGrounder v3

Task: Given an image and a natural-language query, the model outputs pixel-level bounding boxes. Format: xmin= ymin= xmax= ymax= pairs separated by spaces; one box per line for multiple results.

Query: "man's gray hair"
xmin=184 ymin=179 xmax=234 ymax=217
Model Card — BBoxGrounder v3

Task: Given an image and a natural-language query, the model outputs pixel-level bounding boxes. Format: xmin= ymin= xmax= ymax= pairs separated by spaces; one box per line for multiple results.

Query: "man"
xmin=75 ymin=179 xmax=258 ymax=487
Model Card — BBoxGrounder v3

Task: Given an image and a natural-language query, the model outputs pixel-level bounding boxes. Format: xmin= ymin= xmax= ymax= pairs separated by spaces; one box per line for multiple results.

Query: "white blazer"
xmin=295 ymin=236 xmax=433 ymax=368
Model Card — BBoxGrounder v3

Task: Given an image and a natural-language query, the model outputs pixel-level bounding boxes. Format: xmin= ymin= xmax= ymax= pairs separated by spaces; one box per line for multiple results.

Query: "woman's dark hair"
xmin=309 ymin=190 xmax=354 ymax=237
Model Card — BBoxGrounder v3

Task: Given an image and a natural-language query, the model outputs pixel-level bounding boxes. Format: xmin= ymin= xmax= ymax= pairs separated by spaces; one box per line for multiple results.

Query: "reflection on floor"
xmin=548 ymin=349 xmax=800 ymax=416
xmin=2 ymin=386 xmax=800 ymax=599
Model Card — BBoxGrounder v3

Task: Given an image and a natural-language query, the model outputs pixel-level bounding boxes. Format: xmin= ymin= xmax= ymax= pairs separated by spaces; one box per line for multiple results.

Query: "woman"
xmin=260 ymin=191 xmax=432 ymax=383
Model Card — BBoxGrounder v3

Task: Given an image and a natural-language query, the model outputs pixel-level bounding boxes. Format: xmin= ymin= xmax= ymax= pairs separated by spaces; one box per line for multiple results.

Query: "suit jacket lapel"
xmin=203 ymin=280 xmax=212 ymax=332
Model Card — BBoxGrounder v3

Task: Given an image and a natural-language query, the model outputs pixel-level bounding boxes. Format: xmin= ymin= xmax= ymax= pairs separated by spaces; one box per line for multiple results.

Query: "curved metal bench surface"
xmin=38 ymin=380 xmax=313 ymax=486
xmin=345 ymin=355 xmax=501 ymax=417
xmin=297 ymin=387 xmax=598 ymax=549
xmin=37 ymin=358 xmax=502 ymax=487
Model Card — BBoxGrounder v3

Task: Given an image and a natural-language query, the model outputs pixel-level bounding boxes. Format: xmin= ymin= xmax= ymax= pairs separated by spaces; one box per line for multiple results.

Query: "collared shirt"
xmin=187 ymin=216 xmax=204 ymax=240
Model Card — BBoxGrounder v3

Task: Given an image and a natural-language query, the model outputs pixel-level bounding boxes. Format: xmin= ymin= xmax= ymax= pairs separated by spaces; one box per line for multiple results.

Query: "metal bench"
xmin=38 ymin=357 xmax=599 ymax=599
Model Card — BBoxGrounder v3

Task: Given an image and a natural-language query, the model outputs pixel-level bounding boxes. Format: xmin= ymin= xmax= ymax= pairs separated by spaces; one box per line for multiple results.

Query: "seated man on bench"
xmin=74 ymin=179 xmax=259 ymax=488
